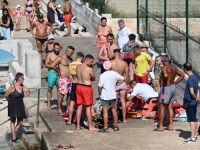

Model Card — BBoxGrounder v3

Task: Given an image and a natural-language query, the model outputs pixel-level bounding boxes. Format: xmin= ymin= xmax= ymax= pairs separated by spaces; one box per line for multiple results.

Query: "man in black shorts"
xmin=66 ymin=52 xmax=84 ymax=125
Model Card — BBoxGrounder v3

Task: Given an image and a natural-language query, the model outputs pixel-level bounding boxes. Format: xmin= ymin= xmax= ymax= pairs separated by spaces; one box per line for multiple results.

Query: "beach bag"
xmin=74 ymin=28 xmax=79 ymax=34
xmin=60 ymin=23 xmax=65 ymax=31
xmin=182 ymin=98 xmax=192 ymax=110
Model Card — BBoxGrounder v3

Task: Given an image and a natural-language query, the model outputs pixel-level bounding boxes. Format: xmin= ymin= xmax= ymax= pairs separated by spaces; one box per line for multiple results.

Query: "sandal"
xmin=98 ymin=128 xmax=109 ymax=133
xmin=113 ymin=126 xmax=119 ymax=131
xmin=12 ymin=138 xmax=21 ymax=143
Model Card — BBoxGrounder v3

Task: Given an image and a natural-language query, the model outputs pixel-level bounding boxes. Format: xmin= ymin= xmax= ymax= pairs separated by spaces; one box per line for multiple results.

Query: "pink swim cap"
xmin=103 ymin=61 xmax=112 ymax=70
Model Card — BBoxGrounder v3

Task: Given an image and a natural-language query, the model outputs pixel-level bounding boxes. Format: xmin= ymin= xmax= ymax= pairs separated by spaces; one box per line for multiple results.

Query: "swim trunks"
xmin=116 ymin=82 xmax=127 ymax=93
xmin=159 ymin=84 xmax=176 ymax=104
xmin=70 ymin=83 xmax=78 ymax=102
xmin=36 ymin=38 xmax=48 ymax=45
xmin=64 ymin=14 xmax=72 ymax=23
xmin=76 ymin=84 xmax=93 ymax=105
xmin=100 ymin=99 xmax=116 ymax=108
xmin=59 ymin=77 xmax=72 ymax=95
xmin=48 ymin=70 xmax=59 ymax=88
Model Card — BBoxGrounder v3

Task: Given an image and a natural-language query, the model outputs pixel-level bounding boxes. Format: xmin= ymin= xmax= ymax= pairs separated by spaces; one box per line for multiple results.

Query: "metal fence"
xmin=137 ymin=0 xmax=200 ymax=78
xmin=82 ymin=0 xmax=137 ymax=17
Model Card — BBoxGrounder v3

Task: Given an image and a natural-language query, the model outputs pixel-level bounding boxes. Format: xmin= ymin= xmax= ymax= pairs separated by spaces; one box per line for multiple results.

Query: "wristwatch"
xmin=147 ymin=69 xmax=151 ymax=72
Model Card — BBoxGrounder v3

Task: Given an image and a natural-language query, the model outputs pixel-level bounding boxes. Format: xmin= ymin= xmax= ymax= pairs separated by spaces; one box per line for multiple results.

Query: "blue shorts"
xmin=186 ymin=105 xmax=197 ymax=122
xmin=70 ymin=83 xmax=77 ymax=102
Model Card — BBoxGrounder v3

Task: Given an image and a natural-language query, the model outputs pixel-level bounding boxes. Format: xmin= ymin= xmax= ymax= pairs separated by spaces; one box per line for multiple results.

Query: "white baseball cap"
xmin=16 ymin=4 xmax=21 ymax=8
xmin=48 ymin=35 xmax=55 ymax=40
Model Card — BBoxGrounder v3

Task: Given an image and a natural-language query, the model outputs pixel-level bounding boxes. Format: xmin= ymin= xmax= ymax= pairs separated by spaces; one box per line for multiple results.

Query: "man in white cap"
xmin=43 ymin=35 xmax=63 ymax=54
xmin=98 ymin=61 xmax=125 ymax=132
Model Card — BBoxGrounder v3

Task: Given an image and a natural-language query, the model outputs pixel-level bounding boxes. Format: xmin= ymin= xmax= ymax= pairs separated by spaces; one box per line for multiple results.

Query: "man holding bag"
xmin=183 ymin=63 xmax=200 ymax=144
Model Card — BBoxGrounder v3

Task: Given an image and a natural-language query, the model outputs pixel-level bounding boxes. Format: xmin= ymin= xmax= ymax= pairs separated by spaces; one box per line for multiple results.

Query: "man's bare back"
xmin=76 ymin=64 xmax=94 ymax=85
xmin=111 ymin=59 xmax=128 ymax=76
xmin=160 ymin=64 xmax=184 ymax=87
xmin=64 ymin=1 xmax=71 ymax=15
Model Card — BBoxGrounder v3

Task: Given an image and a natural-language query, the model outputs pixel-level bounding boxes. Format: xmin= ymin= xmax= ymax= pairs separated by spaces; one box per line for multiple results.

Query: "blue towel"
xmin=56 ymin=9 xmax=64 ymax=22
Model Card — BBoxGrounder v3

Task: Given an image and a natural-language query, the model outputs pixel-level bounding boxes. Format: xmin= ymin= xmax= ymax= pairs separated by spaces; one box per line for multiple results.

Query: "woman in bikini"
xmin=93 ymin=17 xmax=112 ymax=52
xmin=24 ymin=0 xmax=33 ymax=32
xmin=42 ymin=34 xmax=63 ymax=55
xmin=32 ymin=2 xmax=41 ymax=24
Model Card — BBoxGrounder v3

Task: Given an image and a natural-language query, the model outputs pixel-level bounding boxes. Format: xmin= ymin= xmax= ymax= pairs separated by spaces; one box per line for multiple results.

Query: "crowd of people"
xmin=1 ymin=0 xmax=200 ymax=145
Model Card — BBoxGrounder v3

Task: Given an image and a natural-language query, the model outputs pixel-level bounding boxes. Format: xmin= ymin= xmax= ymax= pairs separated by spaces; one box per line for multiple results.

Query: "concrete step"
xmin=5 ymin=130 xmax=27 ymax=150
xmin=0 ymin=136 xmax=11 ymax=150
xmin=41 ymin=0 xmax=93 ymax=38
xmin=18 ymin=122 xmax=42 ymax=150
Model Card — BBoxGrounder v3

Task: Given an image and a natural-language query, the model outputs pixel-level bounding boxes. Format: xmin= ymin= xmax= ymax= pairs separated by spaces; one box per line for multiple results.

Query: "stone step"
xmin=5 ymin=130 xmax=27 ymax=150
xmin=41 ymin=0 xmax=92 ymax=38
xmin=18 ymin=122 xmax=41 ymax=150
xmin=0 ymin=136 xmax=11 ymax=150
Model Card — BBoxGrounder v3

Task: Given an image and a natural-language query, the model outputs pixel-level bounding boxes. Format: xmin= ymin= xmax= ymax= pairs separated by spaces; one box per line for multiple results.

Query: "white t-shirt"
xmin=98 ymin=71 xmax=124 ymax=100
xmin=131 ymin=83 xmax=158 ymax=102
xmin=118 ymin=27 xmax=132 ymax=48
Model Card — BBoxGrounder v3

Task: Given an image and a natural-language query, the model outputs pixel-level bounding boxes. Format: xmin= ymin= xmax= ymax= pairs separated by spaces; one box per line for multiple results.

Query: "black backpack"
xmin=9 ymin=18 xmax=14 ymax=31
xmin=60 ymin=23 xmax=65 ymax=31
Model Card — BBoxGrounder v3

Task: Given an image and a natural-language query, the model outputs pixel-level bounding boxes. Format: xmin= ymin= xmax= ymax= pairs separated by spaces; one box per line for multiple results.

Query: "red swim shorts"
xmin=64 ymin=14 xmax=72 ymax=23
xmin=76 ymin=84 xmax=93 ymax=106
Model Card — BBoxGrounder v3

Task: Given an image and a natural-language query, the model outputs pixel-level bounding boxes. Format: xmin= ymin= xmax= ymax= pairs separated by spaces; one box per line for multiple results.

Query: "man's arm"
xmin=45 ymin=54 xmax=52 ymax=69
xmin=51 ymin=56 xmax=61 ymax=74
xmin=161 ymin=66 xmax=168 ymax=79
xmin=98 ymin=46 xmax=109 ymax=61
xmin=59 ymin=44 xmax=63 ymax=51
xmin=107 ymin=44 xmax=115 ymax=60
xmin=98 ymin=86 xmax=102 ymax=97
xmin=30 ymin=23 xmax=36 ymax=38
xmin=174 ymin=68 xmax=184 ymax=85
xmin=148 ymin=59 xmax=155 ymax=71
xmin=189 ymin=87 xmax=197 ymax=101
xmin=46 ymin=22 xmax=53 ymax=35
xmin=42 ymin=41 xmax=47 ymax=53
xmin=132 ymin=60 xmax=137 ymax=74
xmin=90 ymin=68 xmax=95 ymax=82
xmin=125 ymin=63 xmax=129 ymax=86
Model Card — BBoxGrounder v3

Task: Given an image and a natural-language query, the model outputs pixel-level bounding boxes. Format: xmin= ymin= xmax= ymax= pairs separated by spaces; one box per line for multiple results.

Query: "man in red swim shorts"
xmin=76 ymin=54 xmax=98 ymax=131
xmin=61 ymin=0 xmax=72 ymax=37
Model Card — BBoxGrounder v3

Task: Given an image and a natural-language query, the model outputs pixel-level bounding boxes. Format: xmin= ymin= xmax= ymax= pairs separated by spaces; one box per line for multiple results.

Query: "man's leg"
xmin=102 ymin=106 xmax=108 ymax=129
xmin=56 ymin=87 xmax=59 ymax=100
xmin=85 ymin=105 xmax=98 ymax=131
xmin=111 ymin=106 xmax=118 ymax=127
xmin=167 ymin=102 xmax=174 ymax=130
xmin=157 ymin=103 xmax=165 ymax=130
xmin=76 ymin=104 xmax=82 ymax=130
xmin=66 ymin=22 xmax=71 ymax=37
xmin=47 ymin=88 xmax=52 ymax=108
xmin=66 ymin=93 xmax=70 ymax=114
xmin=36 ymin=40 xmax=43 ymax=68
xmin=120 ymin=92 xmax=128 ymax=123
xmin=190 ymin=122 xmax=197 ymax=139
xmin=67 ymin=100 xmax=75 ymax=125
xmin=58 ymin=93 xmax=64 ymax=114
xmin=129 ymin=63 xmax=134 ymax=81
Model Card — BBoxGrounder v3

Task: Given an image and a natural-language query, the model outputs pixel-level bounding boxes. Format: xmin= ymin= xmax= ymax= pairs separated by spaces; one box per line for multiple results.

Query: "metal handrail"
xmin=0 ymin=87 xmax=52 ymax=126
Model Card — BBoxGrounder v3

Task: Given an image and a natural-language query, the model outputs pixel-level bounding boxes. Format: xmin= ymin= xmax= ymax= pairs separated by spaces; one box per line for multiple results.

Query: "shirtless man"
xmin=45 ymin=43 xmax=62 ymax=108
xmin=51 ymin=46 xmax=75 ymax=115
xmin=154 ymin=55 xmax=184 ymax=131
xmin=98 ymin=33 xmax=118 ymax=73
xmin=111 ymin=49 xmax=129 ymax=123
xmin=67 ymin=52 xmax=84 ymax=125
xmin=61 ymin=0 xmax=72 ymax=37
xmin=76 ymin=54 xmax=98 ymax=131
xmin=31 ymin=13 xmax=53 ymax=68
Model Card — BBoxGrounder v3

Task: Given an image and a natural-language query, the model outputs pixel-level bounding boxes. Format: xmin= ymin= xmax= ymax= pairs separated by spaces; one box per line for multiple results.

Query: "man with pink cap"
xmin=98 ymin=61 xmax=125 ymax=133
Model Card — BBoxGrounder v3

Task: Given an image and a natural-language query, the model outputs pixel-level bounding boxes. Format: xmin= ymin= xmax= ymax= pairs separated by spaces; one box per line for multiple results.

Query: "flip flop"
xmin=98 ymin=128 xmax=109 ymax=133
xmin=57 ymin=113 xmax=64 ymax=116
xmin=12 ymin=138 xmax=21 ymax=143
xmin=164 ymin=128 xmax=174 ymax=131
xmin=153 ymin=128 xmax=164 ymax=131
xmin=113 ymin=126 xmax=119 ymax=131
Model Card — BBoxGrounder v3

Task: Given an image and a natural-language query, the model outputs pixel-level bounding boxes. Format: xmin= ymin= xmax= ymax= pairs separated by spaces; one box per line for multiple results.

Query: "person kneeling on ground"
xmin=98 ymin=61 xmax=125 ymax=132
xmin=127 ymin=80 xmax=159 ymax=119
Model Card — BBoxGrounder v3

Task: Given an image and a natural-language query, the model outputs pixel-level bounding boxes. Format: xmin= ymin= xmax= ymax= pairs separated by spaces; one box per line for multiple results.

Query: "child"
xmin=15 ymin=5 xmax=23 ymax=31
